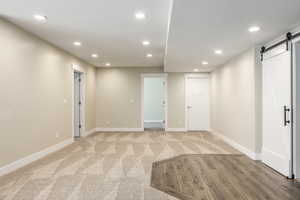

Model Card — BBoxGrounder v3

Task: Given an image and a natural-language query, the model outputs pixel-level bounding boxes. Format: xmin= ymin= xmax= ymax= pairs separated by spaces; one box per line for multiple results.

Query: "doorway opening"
xmin=141 ymin=74 xmax=167 ymax=131
xmin=185 ymin=74 xmax=210 ymax=131
xmin=73 ymin=70 xmax=85 ymax=139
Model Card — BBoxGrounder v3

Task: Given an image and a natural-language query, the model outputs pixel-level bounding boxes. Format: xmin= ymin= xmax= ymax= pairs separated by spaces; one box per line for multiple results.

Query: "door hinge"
xmin=79 ymin=124 xmax=82 ymax=129
xmin=79 ymin=78 xmax=81 ymax=82
xmin=78 ymin=101 xmax=82 ymax=105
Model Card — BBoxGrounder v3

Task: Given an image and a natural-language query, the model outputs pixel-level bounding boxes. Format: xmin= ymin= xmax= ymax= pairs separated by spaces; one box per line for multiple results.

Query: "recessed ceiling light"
xmin=73 ymin=41 xmax=82 ymax=46
xmin=146 ymin=54 xmax=153 ymax=58
xmin=248 ymin=26 xmax=260 ymax=33
xmin=135 ymin=12 xmax=146 ymax=20
xmin=105 ymin=62 xmax=111 ymax=66
xmin=33 ymin=15 xmax=47 ymax=22
xmin=214 ymin=49 xmax=223 ymax=55
xmin=91 ymin=54 xmax=98 ymax=58
xmin=142 ymin=40 xmax=150 ymax=46
xmin=193 ymin=69 xmax=199 ymax=72
xmin=202 ymin=61 xmax=209 ymax=65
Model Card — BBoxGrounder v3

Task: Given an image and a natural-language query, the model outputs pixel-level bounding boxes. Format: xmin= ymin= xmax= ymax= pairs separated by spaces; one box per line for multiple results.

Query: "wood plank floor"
xmin=151 ymin=154 xmax=300 ymax=200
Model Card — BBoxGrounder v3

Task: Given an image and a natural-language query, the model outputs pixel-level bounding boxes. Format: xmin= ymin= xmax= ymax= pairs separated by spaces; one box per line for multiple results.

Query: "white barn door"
xmin=262 ymin=46 xmax=292 ymax=177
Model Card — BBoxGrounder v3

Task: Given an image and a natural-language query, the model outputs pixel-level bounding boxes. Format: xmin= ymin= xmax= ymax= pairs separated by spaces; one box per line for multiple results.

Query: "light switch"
xmin=130 ymin=99 xmax=135 ymax=103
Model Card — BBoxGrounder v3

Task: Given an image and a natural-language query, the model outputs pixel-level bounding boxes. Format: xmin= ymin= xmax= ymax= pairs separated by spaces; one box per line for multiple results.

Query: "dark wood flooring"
xmin=151 ymin=154 xmax=300 ymax=200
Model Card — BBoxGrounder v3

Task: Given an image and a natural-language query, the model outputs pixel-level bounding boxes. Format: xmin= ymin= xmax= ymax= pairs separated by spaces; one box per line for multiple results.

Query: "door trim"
xmin=185 ymin=73 xmax=210 ymax=131
xmin=71 ymin=64 xmax=86 ymax=139
xmin=292 ymin=38 xmax=300 ymax=178
xmin=141 ymin=73 xmax=168 ymax=131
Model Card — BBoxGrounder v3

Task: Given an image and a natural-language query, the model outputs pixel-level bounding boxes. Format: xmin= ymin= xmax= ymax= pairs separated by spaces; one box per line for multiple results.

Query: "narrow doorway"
xmin=74 ymin=71 xmax=83 ymax=138
xmin=143 ymin=75 xmax=167 ymax=131
xmin=185 ymin=75 xmax=210 ymax=131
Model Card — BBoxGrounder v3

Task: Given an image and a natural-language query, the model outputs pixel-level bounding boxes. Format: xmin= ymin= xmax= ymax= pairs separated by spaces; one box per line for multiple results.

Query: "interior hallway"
xmin=0 ymin=132 xmax=239 ymax=200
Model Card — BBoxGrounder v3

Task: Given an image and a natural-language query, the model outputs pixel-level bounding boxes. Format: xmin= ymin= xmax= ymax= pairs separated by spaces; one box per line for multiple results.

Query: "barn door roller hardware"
xmin=260 ymin=32 xmax=300 ymax=61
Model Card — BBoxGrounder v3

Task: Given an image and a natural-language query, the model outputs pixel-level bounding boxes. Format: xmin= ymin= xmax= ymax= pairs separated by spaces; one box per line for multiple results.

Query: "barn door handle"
xmin=284 ymin=105 xmax=291 ymax=126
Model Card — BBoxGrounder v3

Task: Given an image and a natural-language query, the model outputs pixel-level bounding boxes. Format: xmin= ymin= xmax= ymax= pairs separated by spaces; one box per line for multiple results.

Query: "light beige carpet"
xmin=0 ymin=131 xmax=240 ymax=200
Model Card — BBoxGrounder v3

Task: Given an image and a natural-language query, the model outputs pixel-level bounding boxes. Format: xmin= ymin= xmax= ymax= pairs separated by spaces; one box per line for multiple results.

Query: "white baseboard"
xmin=0 ymin=138 xmax=73 ymax=177
xmin=255 ymin=153 xmax=262 ymax=160
xmin=166 ymin=128 xmax=187 ymax=132
xmin=211 ymin=130 xmax=261 ymax=160
xmin=144 ymin=120 xmax=163 ymax=123
xmin=96 ymin=128 xmax=144 ymax=132
xmin=83 ymin=128 xmax=97 ymax=137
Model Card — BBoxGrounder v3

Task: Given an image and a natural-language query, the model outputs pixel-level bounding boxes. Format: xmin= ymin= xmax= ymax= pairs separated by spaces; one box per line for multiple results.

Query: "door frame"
xmin=141 ymin=73 xmax=168 ymax=131
xmin=292 ymin=37 xmax=300 ymax=179
xmin=71 ymin=64 xmax=86 ymax=139
xmin=185 ymin=73 xmax=210 ymax=131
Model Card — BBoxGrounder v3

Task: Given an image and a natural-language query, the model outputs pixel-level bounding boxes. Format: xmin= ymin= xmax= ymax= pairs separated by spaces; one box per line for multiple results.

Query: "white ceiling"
xmin=1 ymin=0 xmax=300 ymax=71
xmin=0 ymin=0 xmax=172 ymax=67
xmin=165 ymin=0 xmax=300 ymax=72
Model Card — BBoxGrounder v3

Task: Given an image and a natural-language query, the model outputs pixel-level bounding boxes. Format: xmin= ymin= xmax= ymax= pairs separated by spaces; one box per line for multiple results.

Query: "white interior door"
xmin=262 ymin=47 xmax=292 ymax=177
xmin=186 ymin=77 xmax=210 ymax=131
xmin=74 ymin=72 xmax=81 ymax=138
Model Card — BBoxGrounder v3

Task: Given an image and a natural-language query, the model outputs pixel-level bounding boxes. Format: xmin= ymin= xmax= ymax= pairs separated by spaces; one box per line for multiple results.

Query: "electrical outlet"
xmin=56 ymin=132 xmax=60 ymax=138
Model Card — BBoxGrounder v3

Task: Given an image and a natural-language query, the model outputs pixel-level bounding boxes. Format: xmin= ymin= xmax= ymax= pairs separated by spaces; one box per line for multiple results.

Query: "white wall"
xmin=144 ymin=77 xmax=165 ymax=121
xmin=96 ymin=68 xmax=194 ymax=130
xmin=0 ymin=18 xmax=96 ymax=168
xmin=96 ymin=67 xmax=164 ymax=129
xmin=211 ymin=48 xmax=262 ymax=156
xmin=167 ymin=73 xmax=186 ymax=129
